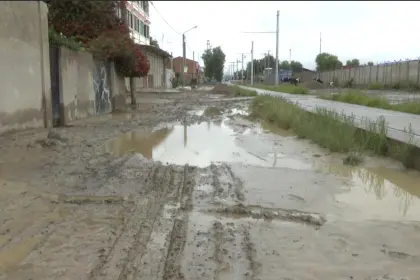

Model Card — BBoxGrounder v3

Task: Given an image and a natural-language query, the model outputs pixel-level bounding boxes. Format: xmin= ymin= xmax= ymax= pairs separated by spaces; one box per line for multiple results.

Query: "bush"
xmin=368 ymin=82 xmax=385 ymax=90
xmin=253 ymin=84 xmax=308 ymax=95
xmin=114 ymin=44 xmax=150 ymax=78
xmin=48 ymin=27 xmax=83 ymax=51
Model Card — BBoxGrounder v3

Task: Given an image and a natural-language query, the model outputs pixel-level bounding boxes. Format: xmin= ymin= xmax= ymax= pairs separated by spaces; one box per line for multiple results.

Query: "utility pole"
xmin=275 ymin=10 xmax=279 ymax=85
xmin=182 ymin=34 xmax=186 ymax=86
xmin=231 ymin=62 xmax=235 ymax=80
xmin=251 ymin=41 xmax=254 ymax=86
xmin=236 ymin=59 xmax=240 ymax=80
xmin=289 ymin=48 xmax=292 ymax=72
xmin=319 ymin=32 xmax=322 ymax=54
xmin=241 ymin=53 xmax=245 ymax=84
xmin=193 ymin=51 xmax=195 ymax=79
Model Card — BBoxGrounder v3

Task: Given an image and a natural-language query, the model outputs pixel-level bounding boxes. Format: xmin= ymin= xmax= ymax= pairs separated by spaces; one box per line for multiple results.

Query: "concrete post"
xmin=38 ymin=1 xmax=52 ymax=129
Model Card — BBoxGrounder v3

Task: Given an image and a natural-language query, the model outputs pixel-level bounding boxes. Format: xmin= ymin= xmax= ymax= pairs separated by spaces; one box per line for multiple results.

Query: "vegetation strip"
xmin=320 ymin=90 xmax=420 ymax=115
xmin=248 ymin=95 xmax=418 ymax=168
xmin=252 ymin=84 xmax=308 ymax=95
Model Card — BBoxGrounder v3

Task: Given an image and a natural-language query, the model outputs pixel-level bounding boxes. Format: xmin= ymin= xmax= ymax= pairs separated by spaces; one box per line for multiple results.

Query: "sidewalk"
xmin=240 ymin=86 xmax=420 ymax=147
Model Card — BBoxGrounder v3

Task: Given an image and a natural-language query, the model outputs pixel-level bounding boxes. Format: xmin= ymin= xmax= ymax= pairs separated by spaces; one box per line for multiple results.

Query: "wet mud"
xmin=2 ymin=88 xmax=420 ymax=279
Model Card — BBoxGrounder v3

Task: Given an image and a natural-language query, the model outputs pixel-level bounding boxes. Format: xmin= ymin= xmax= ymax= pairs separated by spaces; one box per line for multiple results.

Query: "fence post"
xmin=417 ymin=60 xmax=420 ymax=84
xmin=369 ymin=65 xmax=372 ymax=84
xmin=406 ymin=60 xmax=410 ymax=82
xmin=398 ymin=61 xmax=402 ymax=83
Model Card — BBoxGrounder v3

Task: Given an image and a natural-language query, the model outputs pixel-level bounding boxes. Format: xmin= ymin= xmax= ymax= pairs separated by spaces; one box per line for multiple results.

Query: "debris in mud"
xmin=203 ymin=106 xmax=223 ymax=117
xmin=343 ymin=153 xmax=363 ymax=166
xmin=211 ymin=83 xmax=236 ymax=96
xmin=206 ymin=203 xmax=326 ymax=226
xmin=49 ymin=194 xmax=133 ymax=205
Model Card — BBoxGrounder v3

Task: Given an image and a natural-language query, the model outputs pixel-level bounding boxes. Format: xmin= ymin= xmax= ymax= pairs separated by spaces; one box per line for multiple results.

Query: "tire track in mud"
xmin=89 ymin=164 xmax=197 ymax=280
xmin=89 ymin=164 xmax=172 ymax=280
xmin=162 ymin=165 xmax=196 ymax=280
xmin=241 ymin=225 xmax=262 ymax=280
xmin=210 ymin=163 xmax=245 ymax=203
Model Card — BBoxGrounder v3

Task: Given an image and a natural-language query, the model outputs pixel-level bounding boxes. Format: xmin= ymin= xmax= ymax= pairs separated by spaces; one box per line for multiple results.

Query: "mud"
xmin=2 ymin=88 xmax=420 ymax=279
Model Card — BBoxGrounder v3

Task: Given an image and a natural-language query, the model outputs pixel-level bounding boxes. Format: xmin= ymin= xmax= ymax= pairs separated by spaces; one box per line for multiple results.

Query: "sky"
xmin=149 ymin=1 xmax=420 ymax=72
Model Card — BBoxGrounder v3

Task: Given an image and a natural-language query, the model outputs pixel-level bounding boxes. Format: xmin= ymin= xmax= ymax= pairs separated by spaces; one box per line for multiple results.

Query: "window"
xmin=135 ymin=18 xmax=139 ymax=32
xmin=140 ymin=21 xmax=144 ymax=36
xmin=144 ymin=25 xmax=149 ymax=38
xmin=144 ymin=1 xmax=149 ymax=14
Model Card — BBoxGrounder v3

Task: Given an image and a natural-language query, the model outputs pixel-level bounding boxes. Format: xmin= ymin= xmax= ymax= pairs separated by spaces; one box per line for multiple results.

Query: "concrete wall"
xmin=60 ymin=47 xmax=126 ymax=124
xmin=0 ymin=1 xmax=52 ymax=133
xmin=319 ymin=60 xmax=420 ymax=86
xmin=59 ymin=47 xmax=96 ymax=123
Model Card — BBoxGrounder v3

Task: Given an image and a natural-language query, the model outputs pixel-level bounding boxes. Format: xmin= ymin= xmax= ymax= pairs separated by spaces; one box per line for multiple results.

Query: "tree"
xmin=150 ymin=37 xmax=159 ymax=48
xmin=346 ymin=59 xmax=360 ymax=67
xmin=315 ymin=52 xmax=343 ymax=71
xmin=367 ymin=61 xmax=374 ymax=66
xmin=201 ymin=46 xmax=226 ymax=82
xmin=47 ymin=0 xmax=150 ymax=106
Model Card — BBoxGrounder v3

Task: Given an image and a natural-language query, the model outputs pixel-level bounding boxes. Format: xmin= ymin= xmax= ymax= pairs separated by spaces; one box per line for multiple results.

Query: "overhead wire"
xmin=150 ymin=1 xmax=181 ymax=35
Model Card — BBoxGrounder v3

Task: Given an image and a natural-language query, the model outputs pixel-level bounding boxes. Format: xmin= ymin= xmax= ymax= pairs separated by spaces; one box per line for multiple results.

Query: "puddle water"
xmin=104 ymin=120 xmax=269 ymax=167
xmin=329 ymin=165 xmax=420 ymax=222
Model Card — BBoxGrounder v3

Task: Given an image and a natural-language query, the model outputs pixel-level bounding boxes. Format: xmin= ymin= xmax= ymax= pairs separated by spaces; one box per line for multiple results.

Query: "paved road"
xmin=240 ymin=86 xmax=420 ymax=147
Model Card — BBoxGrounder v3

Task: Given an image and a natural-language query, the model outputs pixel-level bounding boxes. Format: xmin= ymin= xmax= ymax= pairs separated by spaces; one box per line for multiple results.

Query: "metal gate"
xmin=49 ymin=45 xmax=61 ymax=126
xmin=92 ymin=59 xmax=111 ymax=115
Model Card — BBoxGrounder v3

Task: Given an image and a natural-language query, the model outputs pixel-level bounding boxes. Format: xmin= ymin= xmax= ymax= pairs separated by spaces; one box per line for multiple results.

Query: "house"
xmin=170 ymin=56 xmax=202 ymax=84
xmin=135 ymin=44 xmax=172 ymax=90
xmin=117 ymin=1 xmax=151 ymax=45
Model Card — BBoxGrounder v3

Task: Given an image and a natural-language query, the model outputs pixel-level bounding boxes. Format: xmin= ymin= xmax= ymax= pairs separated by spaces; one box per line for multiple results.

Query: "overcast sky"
xmin=149 ymin=1 xmax=420 ymax=71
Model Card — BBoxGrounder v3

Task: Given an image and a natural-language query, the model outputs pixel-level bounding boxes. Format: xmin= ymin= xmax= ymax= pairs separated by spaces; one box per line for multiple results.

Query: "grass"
xmin=320 ymin=90 xmax=420 ymax=115
xmin=253 ymin=84 xmax=309 ymax=95
xmin=249 ymin=94 xmax=418 ymax=168
xmin=230 ymin=85 xmax=258 ymax=97
xmin=203 ymin=106 xmax=222 ymax=116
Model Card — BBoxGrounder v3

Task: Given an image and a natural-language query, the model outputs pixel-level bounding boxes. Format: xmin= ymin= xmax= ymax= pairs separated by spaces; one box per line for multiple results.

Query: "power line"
xmin=240 ymin=31 xmax=276 ymax=34
xmin=150 ymin=1 xmax=181 ymax=35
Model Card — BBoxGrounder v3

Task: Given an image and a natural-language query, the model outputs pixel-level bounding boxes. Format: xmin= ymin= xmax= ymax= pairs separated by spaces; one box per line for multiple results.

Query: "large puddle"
xmin=104 ymin=120 xmax=268 ymax=167
xmin=104 ymin=116 xmax=420 ymax=222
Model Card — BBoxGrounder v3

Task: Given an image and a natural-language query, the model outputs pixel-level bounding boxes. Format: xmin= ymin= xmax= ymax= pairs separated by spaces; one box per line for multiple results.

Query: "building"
xmin=170 ymin=57 xmax=201 ymax=84
xmin=117 ymin=1 xmax=150 ymax=45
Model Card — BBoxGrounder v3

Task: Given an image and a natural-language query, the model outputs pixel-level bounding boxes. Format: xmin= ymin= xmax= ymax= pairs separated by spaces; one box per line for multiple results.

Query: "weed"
xmin=230 ymin=85 xmax=258 ymax=97
xmin=394 ymin=124 xmax=417 ymax=168
xmin=253 ymin=84 xmax=308 ymax=95
xmin=320 ymin=90 xmax=420 ymax=115
xmin=250 ymin=95 xmax=418 ymax=168
xmin=368 ymin=82 xmax=385 ymax=90
xmin=203 ymin=107 xmax=222 ymax=116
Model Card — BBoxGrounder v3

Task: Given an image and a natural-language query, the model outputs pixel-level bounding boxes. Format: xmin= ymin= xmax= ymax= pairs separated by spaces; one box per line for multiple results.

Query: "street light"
xmin=182 ymin=26 xmax=197 ymax=86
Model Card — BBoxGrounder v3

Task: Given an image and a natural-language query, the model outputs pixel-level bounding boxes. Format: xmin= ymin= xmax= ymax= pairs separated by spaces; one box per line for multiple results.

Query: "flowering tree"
xmin=115 ymin=44 xmax=151 ymax=105
xmin=46 ymin=0 xmax=151 ymax=105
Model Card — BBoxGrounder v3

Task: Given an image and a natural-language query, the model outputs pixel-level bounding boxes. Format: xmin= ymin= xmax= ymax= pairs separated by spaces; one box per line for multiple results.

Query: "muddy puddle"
xmin=104 ymin=120 xmax=269 ymax=168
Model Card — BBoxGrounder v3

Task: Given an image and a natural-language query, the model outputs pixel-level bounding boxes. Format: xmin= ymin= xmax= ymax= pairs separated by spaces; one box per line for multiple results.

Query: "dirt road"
xmin=2 ymin=87 xmax=420 ymax=279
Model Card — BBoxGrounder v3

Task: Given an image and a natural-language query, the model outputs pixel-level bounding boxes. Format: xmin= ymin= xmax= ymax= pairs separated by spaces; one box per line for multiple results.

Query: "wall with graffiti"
xmin=54 ymin=47 xmax=125 ymax=126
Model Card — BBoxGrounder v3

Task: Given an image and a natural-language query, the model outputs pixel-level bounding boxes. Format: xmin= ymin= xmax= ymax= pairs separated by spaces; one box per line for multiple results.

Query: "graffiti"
xmin=93 ymin=60 xmax=111 ymax=115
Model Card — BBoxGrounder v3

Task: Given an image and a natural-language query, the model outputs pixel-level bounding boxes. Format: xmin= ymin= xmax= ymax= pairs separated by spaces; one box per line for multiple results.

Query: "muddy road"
xmin=2 ymin=87 xmax=420 ymax=279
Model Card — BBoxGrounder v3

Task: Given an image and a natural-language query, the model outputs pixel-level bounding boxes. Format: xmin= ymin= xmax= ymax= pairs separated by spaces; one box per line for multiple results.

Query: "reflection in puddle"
xmin=105 ymin=121 xmax=270 ymax=167
xmin=320 ymin=163 xmax=420 ymax=221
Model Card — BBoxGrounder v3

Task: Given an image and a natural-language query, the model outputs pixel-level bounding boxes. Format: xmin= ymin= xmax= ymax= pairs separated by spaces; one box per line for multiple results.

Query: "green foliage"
xmin=201 ymin=46 xmax=226 ymax=82
xmin=245 ymin=57 xmax=304 ymax=77
xmin=315 ymin=52 xmax=343 ymax=71
xmin=321 ymin=90 xmax=420 ymax=115
xmin=367 ymin=62 xmax=374 ymax=66
xmin=150 ymin=37 xmax=159 ymax=48
xmin=229 ymin=86 xmax=257 ymax=97
xmin=48 ymin=27 xmax=83 ymax=51
xmin=279 ymin=60 xmax=303 ymax=72
xmin=249 ymin=95 xmax=418 ymax=168
xmin=368 ymin=82 xmax=385 ymax=90
xmin=253 ymin=84 xmax=308 ymax=95
xmin=346 ymin=59 xmax=360 ymax=67
xmin=46 ymin=0 xmax=125 ymax=44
